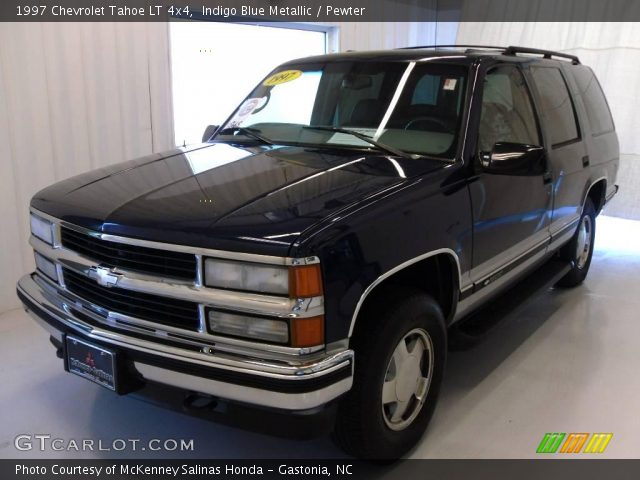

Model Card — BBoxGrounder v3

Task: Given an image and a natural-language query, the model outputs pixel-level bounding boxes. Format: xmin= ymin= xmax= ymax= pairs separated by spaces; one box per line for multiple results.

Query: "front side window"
xmin=478 ymin=65 xmax=540 ymax=152
xmin=216 ymin=61 xmax=468 ymax=159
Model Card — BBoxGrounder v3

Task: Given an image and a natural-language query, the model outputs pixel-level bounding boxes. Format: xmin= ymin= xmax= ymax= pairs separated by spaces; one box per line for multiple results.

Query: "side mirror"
xmin=202 ymin=125 xmax=219 ymax=143
xmin=480 ymin=142 xmax=545 ymax=176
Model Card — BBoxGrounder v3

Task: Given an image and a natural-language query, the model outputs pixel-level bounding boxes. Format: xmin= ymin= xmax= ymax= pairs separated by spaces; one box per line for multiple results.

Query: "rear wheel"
xmin=556 ymin=197 xmax=596 ymax=288
xmin=332 ymin=287 xmax=446 ymax=460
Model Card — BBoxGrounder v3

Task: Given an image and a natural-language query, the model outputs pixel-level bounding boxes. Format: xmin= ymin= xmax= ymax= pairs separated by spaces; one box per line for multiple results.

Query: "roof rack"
xmin=398 ymin=44 xmax=581 ymax=65
xmin=503 ymin=46 xmax=580 ymax=64
xmin=399 ymin=44 xmax=506 ymax=52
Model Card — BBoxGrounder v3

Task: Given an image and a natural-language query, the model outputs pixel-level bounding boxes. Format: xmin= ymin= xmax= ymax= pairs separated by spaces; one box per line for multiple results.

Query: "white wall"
xmin=0 ymin=22 xmax=174 ymax=313
xmin=333 ymin=22 xmax=458 ymax=51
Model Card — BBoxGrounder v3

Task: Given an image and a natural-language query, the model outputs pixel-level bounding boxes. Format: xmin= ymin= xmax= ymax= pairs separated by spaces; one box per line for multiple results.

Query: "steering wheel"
xmin=404 ymin=116 xmax=449 ymax=133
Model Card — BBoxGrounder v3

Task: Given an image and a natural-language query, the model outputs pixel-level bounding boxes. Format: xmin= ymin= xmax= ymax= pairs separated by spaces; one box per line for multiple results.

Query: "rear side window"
xmin=530 ymin=67 xmax=580 ymax=147
xmin=571 ymin=66 xmax=615 ymax=136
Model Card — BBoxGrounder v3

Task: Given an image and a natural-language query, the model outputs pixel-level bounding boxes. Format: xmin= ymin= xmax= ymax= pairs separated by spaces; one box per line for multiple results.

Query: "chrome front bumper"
xmin=17 ymin=273 xmax=354 ymax=411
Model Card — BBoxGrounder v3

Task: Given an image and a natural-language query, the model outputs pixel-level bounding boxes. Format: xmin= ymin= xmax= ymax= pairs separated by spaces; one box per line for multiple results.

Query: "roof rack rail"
xmin=397 ymin=44 xmax=581 ymax=65
xmin=504 ymin=46 xmax=580 ymax=64
xmin=399 ymin=44 xmax=506 ymax=51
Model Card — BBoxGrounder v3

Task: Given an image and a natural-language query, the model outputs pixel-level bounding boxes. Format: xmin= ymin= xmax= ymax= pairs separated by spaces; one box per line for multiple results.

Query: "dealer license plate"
xmin=65 ymin=336 xmax=117 ymax=391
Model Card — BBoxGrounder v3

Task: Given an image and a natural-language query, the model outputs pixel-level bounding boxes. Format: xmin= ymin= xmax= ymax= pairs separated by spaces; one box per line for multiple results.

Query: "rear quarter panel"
xmin=564 ymin=63 xmax=620 ymax=206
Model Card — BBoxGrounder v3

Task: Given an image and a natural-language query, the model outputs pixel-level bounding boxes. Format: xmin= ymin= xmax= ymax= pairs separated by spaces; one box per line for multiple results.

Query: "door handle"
xmin=543 ymin=171 xmax=553 ymax=185
xmin=582 ymin=156 xmax=590 ymax=167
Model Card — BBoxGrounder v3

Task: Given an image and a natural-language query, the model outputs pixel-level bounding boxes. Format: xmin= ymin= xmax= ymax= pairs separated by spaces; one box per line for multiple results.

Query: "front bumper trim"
xmin=17 ymin=273 xmax=353 ymax=411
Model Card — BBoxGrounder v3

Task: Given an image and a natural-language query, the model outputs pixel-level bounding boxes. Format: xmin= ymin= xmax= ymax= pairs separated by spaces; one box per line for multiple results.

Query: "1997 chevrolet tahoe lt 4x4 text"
xmin=17 ymin=45 xmax=619 ymax=459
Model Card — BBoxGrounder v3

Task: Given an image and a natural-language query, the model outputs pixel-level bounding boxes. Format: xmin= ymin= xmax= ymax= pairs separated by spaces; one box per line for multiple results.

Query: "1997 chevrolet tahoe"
xmin=17 ymin=45 xmax=619 ymax=459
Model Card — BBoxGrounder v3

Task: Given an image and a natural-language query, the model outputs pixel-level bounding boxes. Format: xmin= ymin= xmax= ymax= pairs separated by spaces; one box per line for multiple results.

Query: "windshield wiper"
xmin=302 ymin=126 xmax=413 ymax=159
xmin=213 ymin=126 xmax=274 ymax=145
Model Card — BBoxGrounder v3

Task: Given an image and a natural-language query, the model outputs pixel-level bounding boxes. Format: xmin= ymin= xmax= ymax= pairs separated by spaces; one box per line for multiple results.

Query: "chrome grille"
xmin=63 ymin=268 xmax=200 ymax=331
xmin=29 ymin=209 xmax=325 ymax=356
xmin=60 ymin=227 xmax=197 ymax=280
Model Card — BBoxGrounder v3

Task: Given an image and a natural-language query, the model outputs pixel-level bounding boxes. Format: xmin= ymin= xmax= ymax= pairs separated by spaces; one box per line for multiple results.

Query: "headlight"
xmin=34 ymin=252 xmax=58 ymax=281
xmin=204 ymin=258 xmax=324 ymax=346
xmin=204 ymin=258 xmax=289 ymax=295
xmin=207 ymin=309 xmax=325 ymax=347
xmin=30 ymin=214 xmax=54 ymax=245
xmin=207 ymin=309 xmax=289 ymax=344
xmin=204 ymin=258 xmax=323 ymax=298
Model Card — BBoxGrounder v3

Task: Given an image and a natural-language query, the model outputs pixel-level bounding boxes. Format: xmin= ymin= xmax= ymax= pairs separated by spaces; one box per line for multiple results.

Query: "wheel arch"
xmin=583 ymin=177 xmax=607 ymax=214
xmin=348 ymin=249 xmax=461 ymax=338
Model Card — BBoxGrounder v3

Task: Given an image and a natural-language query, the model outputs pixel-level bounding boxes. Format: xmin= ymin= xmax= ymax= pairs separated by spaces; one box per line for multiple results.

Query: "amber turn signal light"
xmin=289 ymin=264 xmax=323 ymax=298
xmin=290 ymin=315 xmax=325 ymax=347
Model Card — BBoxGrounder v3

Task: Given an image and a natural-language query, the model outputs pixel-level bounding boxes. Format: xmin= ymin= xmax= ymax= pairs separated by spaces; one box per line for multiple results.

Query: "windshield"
xmin=216 ymin=61 xmax=468 ymax=158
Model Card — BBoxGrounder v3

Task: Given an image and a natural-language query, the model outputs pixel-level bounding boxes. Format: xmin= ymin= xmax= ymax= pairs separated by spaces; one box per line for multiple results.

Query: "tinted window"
xmin=531 ymin=67 xmax=580 ymax=146
xmin=220 ymin=62 xmax=467 ymax=158
xmin=571 ymin=66 xmax=614 ymax=136
xmin=478 ymin=66 xmax=540 ymax=152
xmin=411 ymin=74 xmax=439 ymax=105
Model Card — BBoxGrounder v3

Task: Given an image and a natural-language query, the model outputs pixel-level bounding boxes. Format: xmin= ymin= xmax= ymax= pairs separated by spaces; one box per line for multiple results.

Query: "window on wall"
xmin=169 ymin=22 xmax=327 ymax=146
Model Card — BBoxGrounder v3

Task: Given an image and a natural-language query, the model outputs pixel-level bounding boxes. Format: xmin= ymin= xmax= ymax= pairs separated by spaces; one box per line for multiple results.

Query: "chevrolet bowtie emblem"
xmin=88 ymin=266 xmax=121 ymax=288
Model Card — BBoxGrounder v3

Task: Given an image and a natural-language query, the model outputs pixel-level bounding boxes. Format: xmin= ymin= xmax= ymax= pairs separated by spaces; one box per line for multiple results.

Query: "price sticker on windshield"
xmin=226 ymin=97 xmax=267 ymax=129
xmin=443 ymin=78 xmax=458 ymax=91
xmin=263 ymin=70 xmax=302 ymax=86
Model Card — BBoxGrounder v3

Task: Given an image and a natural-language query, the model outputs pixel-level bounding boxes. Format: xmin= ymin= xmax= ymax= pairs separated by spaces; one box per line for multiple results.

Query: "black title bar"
xmin=2 ymin=0 xmax=640 ymax=22
xmin=4 ymin=459 xmax=640 ymax=480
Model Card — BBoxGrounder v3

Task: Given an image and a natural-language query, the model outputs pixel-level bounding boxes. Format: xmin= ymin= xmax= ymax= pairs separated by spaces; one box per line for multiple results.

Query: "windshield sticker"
xmin=226 ymin=97 xmax=267 ymax=129
xmin=443 ymin=78 xmax=458 ymax=91
xmin=263 ymin=70 xmax=303 ymax=86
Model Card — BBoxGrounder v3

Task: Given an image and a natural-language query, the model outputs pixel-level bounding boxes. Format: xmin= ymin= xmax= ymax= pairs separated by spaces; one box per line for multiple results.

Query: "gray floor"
xmin=1 ymin=215 xmax=639 ymax=459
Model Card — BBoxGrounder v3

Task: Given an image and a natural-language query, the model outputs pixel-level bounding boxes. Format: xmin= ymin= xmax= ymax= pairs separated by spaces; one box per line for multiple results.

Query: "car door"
xmin=528 ymin=65 xmax=588 ymax=249
xmin=468 ymin=64 xmax=553 ymax=287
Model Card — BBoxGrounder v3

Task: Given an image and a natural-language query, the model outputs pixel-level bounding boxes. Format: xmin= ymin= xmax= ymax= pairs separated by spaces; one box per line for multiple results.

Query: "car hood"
xmin=32 ymin=143 xmax=446 ymax=256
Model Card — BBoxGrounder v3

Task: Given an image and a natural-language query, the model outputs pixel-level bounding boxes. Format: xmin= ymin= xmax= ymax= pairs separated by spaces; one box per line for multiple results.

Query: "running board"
xmin=449 ymin=259 xmax=572 ymax=349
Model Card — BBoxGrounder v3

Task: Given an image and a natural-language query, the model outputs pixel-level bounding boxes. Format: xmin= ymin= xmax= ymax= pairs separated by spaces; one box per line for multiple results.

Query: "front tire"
xmin=556 ymin=197 xmax=596 ymax=288
xmin=332 ymin=287 xmax=446 ymax=460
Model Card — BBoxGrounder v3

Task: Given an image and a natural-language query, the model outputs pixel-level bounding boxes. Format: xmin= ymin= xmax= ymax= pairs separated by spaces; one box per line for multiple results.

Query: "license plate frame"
xmin=65 ymin=335 xmax=118 ymax=391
